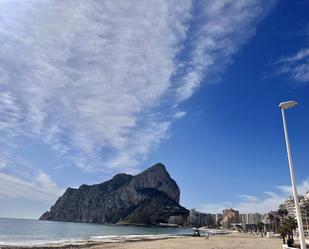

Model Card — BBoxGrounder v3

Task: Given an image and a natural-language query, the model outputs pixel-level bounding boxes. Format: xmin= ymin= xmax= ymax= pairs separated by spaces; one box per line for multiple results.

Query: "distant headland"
xmin=40 ymin=163 xmax=189 ymax=226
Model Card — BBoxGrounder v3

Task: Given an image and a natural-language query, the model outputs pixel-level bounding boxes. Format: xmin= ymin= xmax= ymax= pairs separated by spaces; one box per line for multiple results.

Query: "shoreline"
xmin=0 ymin=234 xmax=185 ymax=249
xmin=0 ymin=229 xmax=231 ymax=248
xmin=0 ymin=233 xmax=284 ymax=249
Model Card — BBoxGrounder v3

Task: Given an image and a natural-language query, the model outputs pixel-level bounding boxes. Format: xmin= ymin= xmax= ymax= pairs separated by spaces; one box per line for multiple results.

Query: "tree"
xmin=268 ymin=213 xmax=274 ymax=232
xmin=284 ymin=216 xmax=297 ymax=243
xmin=257 ymin=222 xmax=265 ymax=237
xmin=278 ymin=225 xmax=287 ymax=244
xmin=278 ymin=208 xmax=288 ymax=225
xmin=275 ymin=217 xmax=280 ymax=233
xmin=278 ymin=216 xmax=297 ymax=245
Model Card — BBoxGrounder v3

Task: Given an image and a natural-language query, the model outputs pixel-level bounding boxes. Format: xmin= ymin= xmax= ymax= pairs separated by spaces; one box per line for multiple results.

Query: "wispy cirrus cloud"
xmin=0 ymin=0 xmax=276 ymax=175
xmin=174 ymin=0 xmax=276 ymax=102
xmin=0 ymin=170 xmax=63 ymax=203
xmin=199 ymin=178 xmax=309 ymax=214
xmin=274 ymin=47 xmax=309 ymax=84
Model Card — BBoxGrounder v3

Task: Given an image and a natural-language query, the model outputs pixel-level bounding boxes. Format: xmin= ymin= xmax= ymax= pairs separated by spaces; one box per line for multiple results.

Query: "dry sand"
xmin=86 ymin=233 xmax=282 ymax=249
xmin=0 ymin=233 xmax=284 ymax=249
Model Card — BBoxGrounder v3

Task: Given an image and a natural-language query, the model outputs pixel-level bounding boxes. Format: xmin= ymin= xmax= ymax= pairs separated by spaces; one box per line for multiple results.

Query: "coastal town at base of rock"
xmin=186 ymin=192 xmax=309 ymax=233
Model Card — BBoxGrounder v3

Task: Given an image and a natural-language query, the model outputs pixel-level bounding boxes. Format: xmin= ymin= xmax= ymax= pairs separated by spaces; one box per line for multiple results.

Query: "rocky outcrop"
xmin=40 ymin=163 xmax=188 ymax=225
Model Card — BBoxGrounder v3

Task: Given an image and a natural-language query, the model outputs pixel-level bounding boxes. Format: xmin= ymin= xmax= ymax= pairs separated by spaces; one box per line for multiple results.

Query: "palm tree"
xmin=277 ymin=210 xmax=297 ymax=246
xmin=275 ymin=217 xmax=280 ymax=233
xmin=257 ymin=222 xmax=265 ymax=237
xmin=278 ymin=225 xmax=287 ymax=244
xmin=278 ymin=208 xmax=288 ymax=225
xmin=268 ymin=213 xmax=274 ymax=232
xmin=283 ymin=216 xmax=297 ymax=243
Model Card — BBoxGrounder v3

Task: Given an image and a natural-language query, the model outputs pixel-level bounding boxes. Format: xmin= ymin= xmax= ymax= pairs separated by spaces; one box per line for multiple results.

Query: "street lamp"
xmin=279 ymin=100 xmax=306 ymax=249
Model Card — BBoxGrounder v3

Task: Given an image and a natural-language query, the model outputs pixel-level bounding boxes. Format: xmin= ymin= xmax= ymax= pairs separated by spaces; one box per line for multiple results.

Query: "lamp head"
xmin=279 ymin=101 xmax=298 ymax=110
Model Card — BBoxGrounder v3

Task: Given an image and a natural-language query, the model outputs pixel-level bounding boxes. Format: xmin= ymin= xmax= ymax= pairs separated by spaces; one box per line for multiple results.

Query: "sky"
xmin=0 ymin=0 xmax=309 ymax=219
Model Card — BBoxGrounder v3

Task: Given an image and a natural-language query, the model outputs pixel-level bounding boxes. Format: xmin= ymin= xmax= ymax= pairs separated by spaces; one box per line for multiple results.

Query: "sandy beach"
xmin=0 ymin=232 xmax=283 ymax=249
xmin=85 ymin=233 xmax=282 ymax=249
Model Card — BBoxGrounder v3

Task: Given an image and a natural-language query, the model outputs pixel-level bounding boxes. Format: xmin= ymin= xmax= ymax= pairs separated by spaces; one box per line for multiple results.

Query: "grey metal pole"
xmin=281 ymin=108 xmax=306 ymax=249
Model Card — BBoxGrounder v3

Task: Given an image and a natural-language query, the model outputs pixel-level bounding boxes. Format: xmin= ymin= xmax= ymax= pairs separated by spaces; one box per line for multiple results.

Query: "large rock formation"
xmin=40 ymin=163 xmax=188 ymax=225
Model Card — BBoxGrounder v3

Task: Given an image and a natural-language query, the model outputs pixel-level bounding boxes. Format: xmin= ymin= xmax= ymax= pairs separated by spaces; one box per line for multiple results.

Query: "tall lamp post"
xmin=279 ymin=101 xmax=306 ymax=249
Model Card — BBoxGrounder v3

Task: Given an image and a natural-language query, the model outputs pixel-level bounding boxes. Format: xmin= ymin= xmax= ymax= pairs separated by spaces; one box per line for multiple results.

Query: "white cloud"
xmin=274 ymin=48 xmax=309 ymax=83
xmin=173 ymin=111 xmax=187 ymax=119
xmin=0 ymin=158 xmax=8 ymax=169
xmin=0 ymin=0 xmax=276 ymax=173
xmin=199 ymin=178 xmax=309 ymax=214
xmin=239 ymin=194 xmax=259 ymax=202
xmin=0 ymin=170 xmax=63 ymax=203
xmin=278 ymin=49 xmax=309 ymax=64
xmin=174 ymin=0 xmax=276 ymax=102
xmin=277 ymin=178 xmax=309 ymax=196
xmin=199 ymin=202 xmax=232 ymax=214
xmin=234 ymin=192 xmax=285 ymax=214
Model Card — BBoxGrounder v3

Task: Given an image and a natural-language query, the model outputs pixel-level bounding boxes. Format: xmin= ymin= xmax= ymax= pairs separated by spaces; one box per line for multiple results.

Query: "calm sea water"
xmin=0 ymin=218 xmax=192 ymax=246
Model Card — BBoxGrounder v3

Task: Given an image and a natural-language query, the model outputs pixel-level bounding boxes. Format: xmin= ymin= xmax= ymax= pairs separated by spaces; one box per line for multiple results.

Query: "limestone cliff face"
xmin=40 ymin=163 xmax=188 ymax=225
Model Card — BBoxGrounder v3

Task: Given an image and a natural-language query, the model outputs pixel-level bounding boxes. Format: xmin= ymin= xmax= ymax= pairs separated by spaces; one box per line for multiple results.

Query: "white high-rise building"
xmin=300 ymin=193 xmax=309 ymax=231
xmin=239 ymin=213 xmax=261 ymax=225
xmin=282 ymin=193 xmax=309 ymax=231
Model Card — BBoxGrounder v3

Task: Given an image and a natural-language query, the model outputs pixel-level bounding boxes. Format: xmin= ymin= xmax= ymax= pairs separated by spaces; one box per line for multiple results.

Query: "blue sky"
xmin=0 ymin=0 xmax=309 ymax=218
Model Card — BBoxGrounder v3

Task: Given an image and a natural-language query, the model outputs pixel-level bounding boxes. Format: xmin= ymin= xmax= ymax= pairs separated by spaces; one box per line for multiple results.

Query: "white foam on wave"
xmin=90 ymin=234 xmax=180 ymax=242
xmin=0 ymin=240 xmax=77 ymax=247
xmin=0 ymin=238 xmax=89 ymax=247
xmin=0 ymin=234 xmax=182 ymax=247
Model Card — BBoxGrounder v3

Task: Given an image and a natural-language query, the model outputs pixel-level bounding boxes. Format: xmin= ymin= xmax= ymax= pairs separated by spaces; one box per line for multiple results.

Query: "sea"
xmin=0 ymin=217 xmax=193 ymax=246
